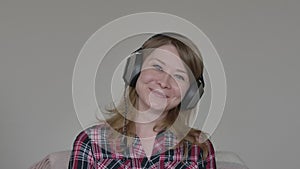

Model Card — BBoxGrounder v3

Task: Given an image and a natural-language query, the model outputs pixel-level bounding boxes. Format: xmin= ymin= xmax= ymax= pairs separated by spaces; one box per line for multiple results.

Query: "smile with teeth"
xmin=150 ymin=88 xmax=168 ymax=98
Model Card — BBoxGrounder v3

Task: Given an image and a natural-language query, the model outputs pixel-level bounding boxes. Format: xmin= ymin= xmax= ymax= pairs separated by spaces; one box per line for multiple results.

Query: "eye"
xmin=174 ymin=74 xmax=185 ymax=81
xmin=152 ymin=64 xmax=163 ymax=71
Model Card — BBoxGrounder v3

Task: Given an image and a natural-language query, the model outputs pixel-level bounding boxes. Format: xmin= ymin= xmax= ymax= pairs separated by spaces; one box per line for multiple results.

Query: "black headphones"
xmin=122 ymin=48 xmax=205 ymax=110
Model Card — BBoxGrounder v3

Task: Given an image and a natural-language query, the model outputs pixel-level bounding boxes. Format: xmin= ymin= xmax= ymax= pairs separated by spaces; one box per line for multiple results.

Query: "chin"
xmin=148 ymin=101 xmax=167 ymax=111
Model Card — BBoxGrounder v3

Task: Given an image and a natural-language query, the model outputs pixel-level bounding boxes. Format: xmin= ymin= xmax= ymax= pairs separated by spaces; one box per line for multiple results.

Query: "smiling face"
xmin=135 ymin=44 xmax=191 ymax=112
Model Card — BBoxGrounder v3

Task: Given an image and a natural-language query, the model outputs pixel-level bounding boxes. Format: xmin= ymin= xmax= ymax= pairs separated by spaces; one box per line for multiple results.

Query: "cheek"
xmin=135 ymin=71 xmax=153 ymax=95
xmin=174 ymin=84 xmax=189 ymax=99
xmin=138 ymin=70 xmax=155 ymax=84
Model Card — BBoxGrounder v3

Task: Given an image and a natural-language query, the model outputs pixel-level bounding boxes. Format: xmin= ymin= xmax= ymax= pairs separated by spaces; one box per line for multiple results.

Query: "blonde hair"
xmin=104 ymin=33 xmax=209 ymax=159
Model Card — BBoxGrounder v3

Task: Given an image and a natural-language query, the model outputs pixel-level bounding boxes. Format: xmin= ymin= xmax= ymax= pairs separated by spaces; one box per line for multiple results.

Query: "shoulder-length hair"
xmin=104 ymin=33 xmax=209 ymax=159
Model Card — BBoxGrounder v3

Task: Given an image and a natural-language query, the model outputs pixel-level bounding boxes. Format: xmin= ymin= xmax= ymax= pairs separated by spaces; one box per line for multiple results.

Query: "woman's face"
xmin=135 ymin=44 xmax=191 ymax=112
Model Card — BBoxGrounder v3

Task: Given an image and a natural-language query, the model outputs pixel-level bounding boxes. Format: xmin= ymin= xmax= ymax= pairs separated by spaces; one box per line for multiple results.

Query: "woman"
xmin=69 ymin=33 xmax=216 ymax=169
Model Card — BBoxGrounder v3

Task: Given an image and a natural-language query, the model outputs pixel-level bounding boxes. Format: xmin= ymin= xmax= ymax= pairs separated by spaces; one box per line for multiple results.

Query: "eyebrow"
xmin=151 ymin=58 xmax=187 ymax=74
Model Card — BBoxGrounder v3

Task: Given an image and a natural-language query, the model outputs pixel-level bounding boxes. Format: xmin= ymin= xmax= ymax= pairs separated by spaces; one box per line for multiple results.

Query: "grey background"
xmin=1 ymin=0 xmax=299 ymax=169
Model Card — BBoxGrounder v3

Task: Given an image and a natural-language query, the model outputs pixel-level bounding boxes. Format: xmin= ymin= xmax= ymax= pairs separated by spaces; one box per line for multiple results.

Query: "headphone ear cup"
xmin=123 ymin=52 xmax=143 ymax=87
xmin=181 ymin=80 xmax=204 ymax=110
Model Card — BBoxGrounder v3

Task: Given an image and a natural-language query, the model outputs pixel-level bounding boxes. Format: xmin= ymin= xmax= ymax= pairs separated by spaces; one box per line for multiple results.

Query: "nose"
xmin=157 ymin=72 xmax=172 ymax=88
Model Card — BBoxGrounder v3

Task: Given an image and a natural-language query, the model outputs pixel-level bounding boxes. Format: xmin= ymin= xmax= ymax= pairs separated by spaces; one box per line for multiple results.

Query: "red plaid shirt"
xmin=69 ymin=124 xmax=216 ymax=169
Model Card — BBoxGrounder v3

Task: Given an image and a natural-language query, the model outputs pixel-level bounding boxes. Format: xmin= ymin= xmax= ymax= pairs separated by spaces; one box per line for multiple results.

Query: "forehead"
xmin=143 ymin=45 xmax=186 ymax=68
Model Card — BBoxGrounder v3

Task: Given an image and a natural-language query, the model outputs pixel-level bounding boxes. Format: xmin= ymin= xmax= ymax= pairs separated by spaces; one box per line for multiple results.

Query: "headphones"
xmin=122 ymin=35 xmax=205 ymax=110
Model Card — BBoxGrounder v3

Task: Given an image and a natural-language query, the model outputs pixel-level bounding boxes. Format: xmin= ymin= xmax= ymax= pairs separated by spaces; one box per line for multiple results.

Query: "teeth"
xmin=152 ymin=90 xmax=166 ymax=98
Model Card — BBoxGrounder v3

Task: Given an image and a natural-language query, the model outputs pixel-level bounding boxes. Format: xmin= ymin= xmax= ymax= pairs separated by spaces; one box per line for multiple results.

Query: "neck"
xmin=134 ymin=110 xmax=167 ymax=138
xmin=133 ymin=99 xmax=168 ymax=137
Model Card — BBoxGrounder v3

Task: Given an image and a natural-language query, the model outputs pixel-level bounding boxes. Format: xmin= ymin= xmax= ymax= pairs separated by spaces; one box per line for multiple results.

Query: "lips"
xmin=149 ymin=88 xmax=168 ymax=98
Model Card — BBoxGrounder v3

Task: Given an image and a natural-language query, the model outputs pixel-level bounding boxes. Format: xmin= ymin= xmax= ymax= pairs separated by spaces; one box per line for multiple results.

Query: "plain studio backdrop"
xmin=1 ymin=0 xmax=299 ymax=169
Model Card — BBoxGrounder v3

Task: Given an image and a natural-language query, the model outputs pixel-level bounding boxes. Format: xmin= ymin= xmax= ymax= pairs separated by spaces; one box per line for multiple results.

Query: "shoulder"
xmin=201 ymin=138 xmax=216 ymax=169
xmin=197 ymin=132 xmax=215 ymax=153
xmin=189 ymin=136 xmax=215 ymax=157
xmin=73 ymin=123 xmax=111 ymax=143
xmin=195 ymin=132 xmax=216 ymax=168
xmin=190 ymin=128 xmax=214 ymax=148
xmin=195 ymin=130 xmax=216 ymax=156
xmin=84 ymin=123 xmax=111 ymax=134
xmin=188 ymin=128 xmax=216 ymax=161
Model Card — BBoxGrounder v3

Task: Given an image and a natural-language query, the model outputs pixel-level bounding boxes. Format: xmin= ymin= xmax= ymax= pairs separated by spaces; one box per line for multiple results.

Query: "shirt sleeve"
xmin=204 ymin=139 xmax=217 ymax=169
xmin=68 ymin=130 xmax=95 ymax=169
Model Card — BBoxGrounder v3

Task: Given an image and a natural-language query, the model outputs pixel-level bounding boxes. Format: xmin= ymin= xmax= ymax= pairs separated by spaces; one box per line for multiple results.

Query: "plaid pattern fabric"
xmin=69 ymin=124 xmax=216 ymax=169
